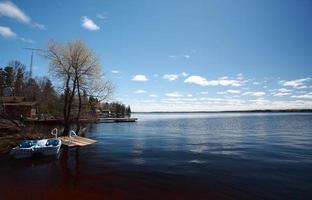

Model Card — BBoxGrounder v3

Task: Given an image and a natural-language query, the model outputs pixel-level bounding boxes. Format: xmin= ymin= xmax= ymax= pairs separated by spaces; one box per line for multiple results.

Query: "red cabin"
xmin=0 ymin=96 xmax=38 ymax=118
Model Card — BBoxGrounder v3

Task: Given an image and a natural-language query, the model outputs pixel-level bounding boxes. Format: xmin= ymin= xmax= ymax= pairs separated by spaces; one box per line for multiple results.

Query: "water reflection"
xmin=59 ymin=146 xmax=81 ymax=189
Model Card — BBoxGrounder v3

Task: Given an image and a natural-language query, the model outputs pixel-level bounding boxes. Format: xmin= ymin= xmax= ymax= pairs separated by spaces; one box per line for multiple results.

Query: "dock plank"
xmin=59 ymin=136 xmax=96 ymax=147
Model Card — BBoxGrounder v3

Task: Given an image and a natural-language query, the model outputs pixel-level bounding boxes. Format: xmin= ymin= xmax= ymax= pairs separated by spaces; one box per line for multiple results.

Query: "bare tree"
xmin=45 ymin=40 xmax=113 ymax=135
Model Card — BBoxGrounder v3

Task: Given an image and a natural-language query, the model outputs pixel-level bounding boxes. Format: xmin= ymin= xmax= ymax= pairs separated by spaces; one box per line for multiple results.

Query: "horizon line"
xmin=132 ymin=109 xmax=312 ymax=113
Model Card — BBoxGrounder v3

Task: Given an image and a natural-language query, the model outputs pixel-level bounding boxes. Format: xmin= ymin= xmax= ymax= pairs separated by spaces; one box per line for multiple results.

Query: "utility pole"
xmin=23 ymin=48 xmax=44 ymax=78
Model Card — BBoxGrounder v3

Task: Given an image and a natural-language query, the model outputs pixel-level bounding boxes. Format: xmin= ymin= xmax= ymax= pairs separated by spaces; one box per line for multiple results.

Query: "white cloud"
xmin=162 ymin=72 xmax=189 ymax=81
xmin=184 ymin=76 xmax=212 ymax=86
xmin=149 ymin=94 xmax=158 ymax=98
xmin=242 ymin=91 xmax=266 ymax=97
xmin=219 ymin=80 xmax=242 ymax=87
xmin=32 ymin=22 xmax=46 ymax=30
xmin=236 ymin=73 xmax=244 ymax=80
xmin=132 ymin=74 xmax=148 ymax=81
xmin=97 ymin=14 xmax=105 ymax=19
xmin=81 ymin=16 xmax=100 ymax=31
xmin=271 ymin=88 xmax=292 ymax=97
xmin=298 ymin=90 xmax=307 ymax=94
xmin=291 ymin=93 xmax=312 ymax=99
xmin=278 ymin=88 xmax=291 ymax=92
xmin=97 ymin=12 xmax=108 ymax=20
xmin=0 ymin=1 xmax=30 ymax=23
xmin=217 ymin=90 xmax=241 ymax=95
xmin=169 ymin=55 xmax=191 ymax=59
xmin=0 ymin=26 xmax=35 ymax=42
xmin=0 ymin=1 xmax=45 ymax=30
xmin=242 ymin=92 xmax=252 ymax=95
xmin=0 ymin=26 xmax=16 ymax=38
xmin=252 ymin=92 xmax=266 ymax=97
xmin=219 ymin=76 xmax=228 ymax=80
xmin=279 ymin=78 xmax=311 ymax=89
xmin=273 ymin=92 xmax=291 ymax=97
xmin=134 ymin=90 xmax=147 ymax=94
xmin=187 ymin=94 xmax=193 ymax=97
xmin=111 ymin=70 xmax=119 ymax=74
xmin=226 ymin=90 xmax=241 ymax=94
xmin=253 ymin=81 xmax=261 ymax=85
xmin=184 ymin=75 xmax=241 ymax=87
xmin=20 ymin=37 xmax=34 ymax=43
xmin=181 ymin=72 xmax=189 ymax=77
xmin=163 ymin=74 xmax=179 ymax=81
xmin=165 ymin=91 xmax=183 ymax=97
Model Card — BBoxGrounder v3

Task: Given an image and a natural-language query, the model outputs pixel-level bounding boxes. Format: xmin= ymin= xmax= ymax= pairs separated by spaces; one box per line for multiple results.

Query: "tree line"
xmin=99 ymin=102 xmax=131 ymax=117
xmin=1 ymin=40 xmax=131 ymax=135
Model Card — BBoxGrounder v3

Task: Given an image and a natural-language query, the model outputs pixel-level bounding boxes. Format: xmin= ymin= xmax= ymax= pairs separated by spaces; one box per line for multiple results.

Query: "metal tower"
xmin=23 ymin=48 xmax=44 ymax=78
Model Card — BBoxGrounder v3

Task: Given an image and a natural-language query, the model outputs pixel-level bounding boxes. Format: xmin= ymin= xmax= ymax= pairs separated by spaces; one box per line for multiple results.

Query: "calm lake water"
xmin=1 ymin=113 xmax=312 ymax=200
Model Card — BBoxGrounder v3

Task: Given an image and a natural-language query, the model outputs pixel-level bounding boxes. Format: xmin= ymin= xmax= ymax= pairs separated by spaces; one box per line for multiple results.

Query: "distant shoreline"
xmin=133 ymin=109 xmax=312 ymax=114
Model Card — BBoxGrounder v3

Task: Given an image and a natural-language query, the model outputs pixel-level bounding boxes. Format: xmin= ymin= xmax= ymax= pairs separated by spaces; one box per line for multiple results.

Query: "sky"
xmin=0 ymin=0 xmax=312 ymax=112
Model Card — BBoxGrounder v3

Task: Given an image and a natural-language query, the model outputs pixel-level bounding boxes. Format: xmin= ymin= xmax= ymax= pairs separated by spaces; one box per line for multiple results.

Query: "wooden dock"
xmin=59 ymin=136 xmax=96 ymax=147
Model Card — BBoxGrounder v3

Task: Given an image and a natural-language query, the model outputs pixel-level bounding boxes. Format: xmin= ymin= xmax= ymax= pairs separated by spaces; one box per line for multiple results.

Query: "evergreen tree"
xmin=0 ymin=68 xmax=6 ymax=96
xmin=14 ymin=67 xmax=25 ymax=96
xmin=4 ymin=66 xmax=14 ymax=94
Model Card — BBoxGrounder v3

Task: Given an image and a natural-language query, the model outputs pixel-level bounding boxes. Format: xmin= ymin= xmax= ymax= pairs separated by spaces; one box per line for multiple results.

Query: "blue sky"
xmin=0 ymin=0 xmax=312 ymax=111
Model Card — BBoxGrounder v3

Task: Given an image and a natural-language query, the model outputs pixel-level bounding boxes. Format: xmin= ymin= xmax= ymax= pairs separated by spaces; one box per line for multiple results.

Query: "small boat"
xmin=10 ymin=128 xmax=61 ymax=158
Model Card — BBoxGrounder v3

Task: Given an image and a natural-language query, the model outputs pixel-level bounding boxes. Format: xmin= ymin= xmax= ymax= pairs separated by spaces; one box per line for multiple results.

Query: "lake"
xmin=0 ymin=113 xmax=312 ymax=199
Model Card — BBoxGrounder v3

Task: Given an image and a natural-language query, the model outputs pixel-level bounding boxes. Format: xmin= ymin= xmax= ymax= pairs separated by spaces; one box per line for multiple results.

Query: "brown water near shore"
xmin=0 ymin=147 xmax=253 ymax=200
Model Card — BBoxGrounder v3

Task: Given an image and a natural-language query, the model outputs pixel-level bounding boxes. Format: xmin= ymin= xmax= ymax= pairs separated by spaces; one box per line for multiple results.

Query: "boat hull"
xmin=10 ymin=139 xmax=61 ymax=158
xmin=10 ymin=148 xmax=33 ymax=158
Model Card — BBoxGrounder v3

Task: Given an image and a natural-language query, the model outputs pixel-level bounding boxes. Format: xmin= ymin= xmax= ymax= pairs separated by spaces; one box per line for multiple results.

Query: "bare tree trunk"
xmin=75 ymin=77 xmax=82 ymax=134
xmin=63 ymin=76 xmax=77 ymax=136
xmin=68 ymin=78 xmax=77 ymax=131
xmin=63 ymin=75 xmax=71 ymax=135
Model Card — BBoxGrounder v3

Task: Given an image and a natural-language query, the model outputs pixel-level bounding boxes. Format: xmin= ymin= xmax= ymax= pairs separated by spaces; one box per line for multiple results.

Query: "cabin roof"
xmin=0 ymin=96 xmax=25 ymax=103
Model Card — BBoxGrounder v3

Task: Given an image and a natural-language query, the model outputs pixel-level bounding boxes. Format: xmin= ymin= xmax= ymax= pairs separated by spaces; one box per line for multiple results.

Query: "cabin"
xmin=100 ymin=109 xmax=111 ymax=117
xmin=94 ymin=109 xmax=111 ymax=118
xmin=0 ymin=96 xmax=38 ymax=119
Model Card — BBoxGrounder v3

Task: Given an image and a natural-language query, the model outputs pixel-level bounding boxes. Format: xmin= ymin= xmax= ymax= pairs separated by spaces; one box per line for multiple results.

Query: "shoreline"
xmin=133 ymin=109 xmax=312 ymax=114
